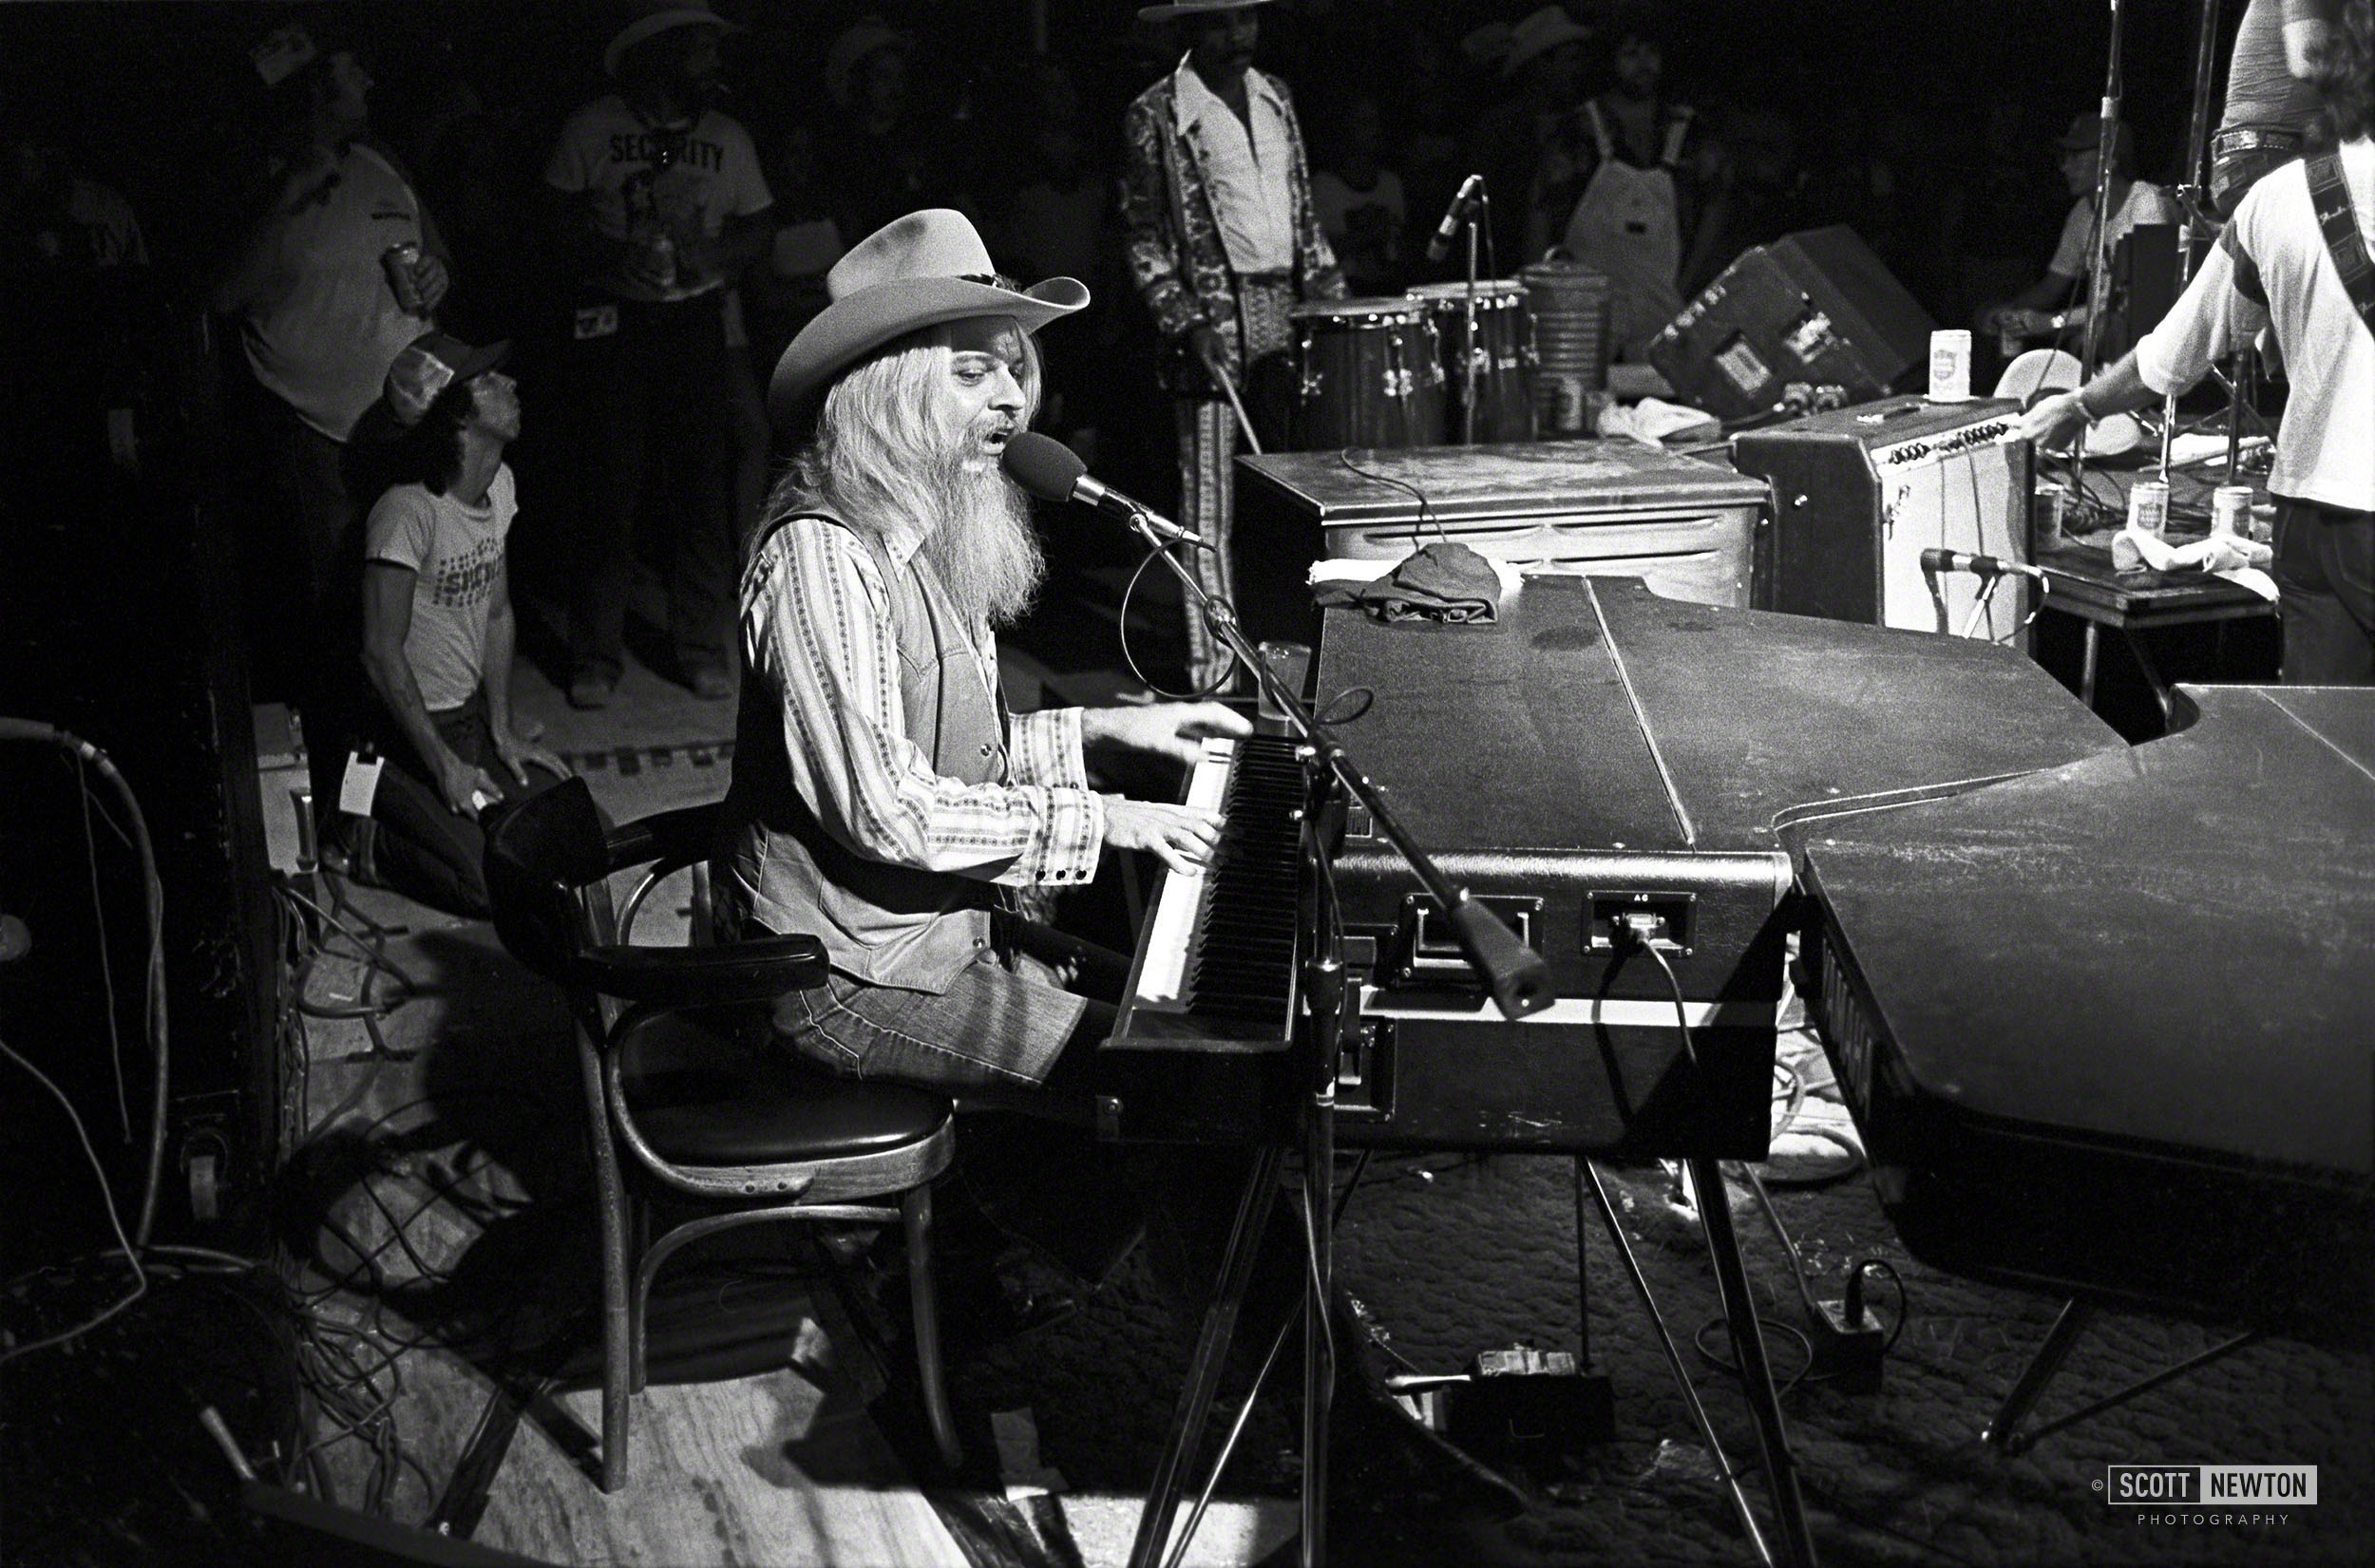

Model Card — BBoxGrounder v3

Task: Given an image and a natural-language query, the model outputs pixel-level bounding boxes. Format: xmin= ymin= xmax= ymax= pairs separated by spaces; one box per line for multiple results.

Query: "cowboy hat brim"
xmin=603 ymin=9 xmax=745 ymax=79
xmin=768 ymin=275 xmax=1089 ymax=424
xmin=1137 ymin=0 xmax=1273 ymax=22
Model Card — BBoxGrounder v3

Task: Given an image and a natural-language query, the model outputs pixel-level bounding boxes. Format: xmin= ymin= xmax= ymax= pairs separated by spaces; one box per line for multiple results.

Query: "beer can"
xmin=2127 ymin=479 xmax=2170 ymax=538
xmin=2212 ymin=484 xmax=2252 ymax=537
xmin=382 ymin=241 xmax=425 ymax=315
xmin=2034 ymin=482 xmax=2067 ymax=551
xmin=1928 ymin=329 xmax=1973 ymax=402
xmin=643 ymin=231 xmax=678 ymax=292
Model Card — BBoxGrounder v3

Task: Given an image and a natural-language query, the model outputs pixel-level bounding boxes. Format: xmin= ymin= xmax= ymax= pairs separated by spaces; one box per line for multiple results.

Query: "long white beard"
xmin=918 ymin=453 xmax=1046 ymax=630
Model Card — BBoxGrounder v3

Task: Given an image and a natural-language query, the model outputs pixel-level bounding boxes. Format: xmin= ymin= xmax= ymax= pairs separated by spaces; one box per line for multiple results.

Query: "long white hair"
xmin=765 ymin=324 xmax=1047 ymax=629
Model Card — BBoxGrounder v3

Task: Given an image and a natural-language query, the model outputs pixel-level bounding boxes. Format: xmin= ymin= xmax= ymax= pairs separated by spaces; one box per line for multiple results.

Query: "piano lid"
xmin=1236 ymin=439 xmax=1768 ymax=526
xmin=1315 ymin=576 xmax=2119 ymax=856
xmin=1796 ymin=684 xmax=2375 ymax=1179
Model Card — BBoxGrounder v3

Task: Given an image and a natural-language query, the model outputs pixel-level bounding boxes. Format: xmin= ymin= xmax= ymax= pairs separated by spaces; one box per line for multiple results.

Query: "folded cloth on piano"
xmin=2108 ymin=525 xmax=2278 ymax=599
xmin=1594 ymin=394 xmax=1720 ymax=448
xmin=1309 ymin=542 xmax=1514 ymax=623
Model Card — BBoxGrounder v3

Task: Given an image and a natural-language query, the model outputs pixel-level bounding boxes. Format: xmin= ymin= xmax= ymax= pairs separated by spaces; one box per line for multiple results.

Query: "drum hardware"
xmin=1408 ymin=280 xmax=1538 ymax=444
xmin=1287 ymin=297 xmax=1446 ymax=451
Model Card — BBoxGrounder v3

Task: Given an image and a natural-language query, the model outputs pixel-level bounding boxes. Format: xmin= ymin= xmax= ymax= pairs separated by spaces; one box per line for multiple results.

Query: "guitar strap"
xmin=2304 ymin=153 xmax=2375 ymax=332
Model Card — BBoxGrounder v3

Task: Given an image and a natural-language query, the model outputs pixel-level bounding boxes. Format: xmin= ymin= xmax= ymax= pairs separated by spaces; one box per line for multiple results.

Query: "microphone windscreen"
xmin=1000 ymin=431 xmax=1085 ymax=503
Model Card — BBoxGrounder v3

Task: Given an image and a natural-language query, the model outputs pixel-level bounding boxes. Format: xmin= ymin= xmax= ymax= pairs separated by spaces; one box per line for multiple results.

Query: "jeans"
xmin=351 ymin=688 xmax=563 ymax=916
xmin=566 ymin=293 xmax=738 ymax=683
xmin=2272 ymin=496 xmax=2375 ymax=685
xmin=767 ymin=916 xmax=1155 ymax=1284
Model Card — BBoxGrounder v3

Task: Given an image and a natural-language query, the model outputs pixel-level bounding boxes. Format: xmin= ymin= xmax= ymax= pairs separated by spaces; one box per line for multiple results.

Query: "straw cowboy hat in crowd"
xmin=1137 ymin=0 xmax=1274 ymax=23
xmin=602 ymin=0 xmax=742 ymax=81
xmin=1503 ymin=6 xmax=1591 ymax=77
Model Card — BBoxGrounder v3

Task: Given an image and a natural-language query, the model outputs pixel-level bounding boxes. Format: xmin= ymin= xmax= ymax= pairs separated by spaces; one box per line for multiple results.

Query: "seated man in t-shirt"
xmin=1980 ymin=115 xmax=2178 ymax=360
xmin=348 ymin=331 xmax=567 ymax=916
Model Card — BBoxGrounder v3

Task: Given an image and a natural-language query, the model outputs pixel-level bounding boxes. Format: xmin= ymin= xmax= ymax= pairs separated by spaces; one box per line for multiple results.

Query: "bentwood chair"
xmin=484 ymin=778 xmax=960 ymax=1490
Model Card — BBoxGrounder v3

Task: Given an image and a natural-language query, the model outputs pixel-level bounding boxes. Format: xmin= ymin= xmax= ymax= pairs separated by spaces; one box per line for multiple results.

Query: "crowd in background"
xmin=4 ymin=0 xmax=2202 ymax=727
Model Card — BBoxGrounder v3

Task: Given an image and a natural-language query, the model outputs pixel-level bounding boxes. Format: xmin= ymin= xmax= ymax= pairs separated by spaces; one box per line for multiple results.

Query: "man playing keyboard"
xmin=715 ymin=210 xmax=1247 ymax=1323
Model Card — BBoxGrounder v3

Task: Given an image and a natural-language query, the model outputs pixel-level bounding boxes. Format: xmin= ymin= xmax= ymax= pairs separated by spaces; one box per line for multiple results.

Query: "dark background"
xmin=0 ymin=0 xmax=2240 ymax=1262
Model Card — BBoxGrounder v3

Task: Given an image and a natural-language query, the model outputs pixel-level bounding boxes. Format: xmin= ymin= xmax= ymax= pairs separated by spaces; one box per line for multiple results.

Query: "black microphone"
xmin=1424 ymin=174 xmax=1487 ymax=264
xmin=1919 ymin=548 xmax=2046 ymax=582
xmin=1002 ymin=431 xmax=1210 ymax=549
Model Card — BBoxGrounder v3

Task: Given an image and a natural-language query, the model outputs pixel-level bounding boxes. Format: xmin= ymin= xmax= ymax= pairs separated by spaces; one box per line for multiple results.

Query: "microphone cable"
xmin=1116 ymin=537 xmax=1239 ymax=702
xmin=1 ymin=720 xmax=169 ymax=1252
xmin=1334 ymin=448 xmax=1446 ymax=547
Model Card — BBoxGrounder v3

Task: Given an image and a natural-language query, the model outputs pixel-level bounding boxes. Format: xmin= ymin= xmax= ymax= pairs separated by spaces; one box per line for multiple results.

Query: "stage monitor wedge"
xmin=1650 ymin=227 xmax=1935 ymax=421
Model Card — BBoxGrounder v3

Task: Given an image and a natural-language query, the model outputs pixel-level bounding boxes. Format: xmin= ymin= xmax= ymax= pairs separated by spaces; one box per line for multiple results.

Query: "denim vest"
xmin=720 ymin=514 xmax=1009 ymax=993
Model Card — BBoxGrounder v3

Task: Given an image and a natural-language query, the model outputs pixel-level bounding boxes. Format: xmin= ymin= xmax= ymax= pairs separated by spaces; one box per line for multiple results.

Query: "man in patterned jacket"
xmin=1122 ymin=0 xmax=1345 ymax=691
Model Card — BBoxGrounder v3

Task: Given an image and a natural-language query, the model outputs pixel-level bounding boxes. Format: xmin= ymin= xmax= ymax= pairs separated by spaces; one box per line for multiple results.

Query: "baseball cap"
xmin=385 ymin=331 xmax=510 ymax=425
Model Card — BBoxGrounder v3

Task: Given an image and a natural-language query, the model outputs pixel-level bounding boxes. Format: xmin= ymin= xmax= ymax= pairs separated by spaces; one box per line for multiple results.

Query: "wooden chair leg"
xmin=628 ymin=1195 xmax=652 ymax=1395
xmin=582 ymin=1041 xmax=635 ymax=1493
xmin=903 ymin=1185 xmax=963 ymax=1470
xmin=594 ymin=1138 xmax=635 ymax=1493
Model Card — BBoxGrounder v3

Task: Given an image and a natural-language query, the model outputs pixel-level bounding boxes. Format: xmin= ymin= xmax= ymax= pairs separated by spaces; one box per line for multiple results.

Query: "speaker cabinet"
xmin=1649 ymin=226 xmax=1935 ymax=420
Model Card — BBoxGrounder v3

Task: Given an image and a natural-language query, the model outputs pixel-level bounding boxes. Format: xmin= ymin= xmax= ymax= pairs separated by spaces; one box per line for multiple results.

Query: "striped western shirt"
xmin=742 ymin=513 xmax=1106 ymax=887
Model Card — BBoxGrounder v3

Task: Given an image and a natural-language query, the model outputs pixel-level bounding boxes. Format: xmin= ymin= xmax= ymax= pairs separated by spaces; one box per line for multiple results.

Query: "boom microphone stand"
xmin=1462 ymin=194 xmax=1482 ymax=445
xmin=1108 ymin=503 xmax=1551 ymax=1568
xmin=2158 ymin=0 xmax=2261 ymax=486
xmin=2079 ymin=0 xmax=2128 ymax=381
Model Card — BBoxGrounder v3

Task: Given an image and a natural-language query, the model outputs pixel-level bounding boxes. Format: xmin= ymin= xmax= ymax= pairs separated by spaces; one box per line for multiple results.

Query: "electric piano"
xmin=1096 ymin=731 xmax=1310 ymax=1142
xmin=1793 ymin=683 xmax=2375 ymax=1336
xmin=1106 ymin=575 xmax=2126 ymax=1157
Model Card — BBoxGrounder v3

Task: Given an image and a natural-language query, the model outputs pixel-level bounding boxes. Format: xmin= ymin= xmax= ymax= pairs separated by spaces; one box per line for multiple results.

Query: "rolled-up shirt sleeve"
xmin=749 ymin=520 xmax=1106 ymax=887
xmin=2135 ymin=233 xmax=2270 ymax=397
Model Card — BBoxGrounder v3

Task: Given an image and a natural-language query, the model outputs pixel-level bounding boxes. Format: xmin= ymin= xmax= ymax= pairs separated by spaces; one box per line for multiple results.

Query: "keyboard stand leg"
xmin=1981 ymin=1298 xmax=2093 ymax=1453
xmin=1301 ymin=1093 xmax=1335 ymax=1568
xmin=1581 ymin=1161 xmax=1776 ymax=1564
xmin=1127 ymin=1143 xmax=1286 ymax=1568
xmin=1689 ymin=1158 xmax=1820 ymax=1568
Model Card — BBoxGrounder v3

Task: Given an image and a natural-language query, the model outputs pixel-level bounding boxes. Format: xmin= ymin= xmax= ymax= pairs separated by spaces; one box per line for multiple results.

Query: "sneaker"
xmin=568 ymin=671 xmax=615 ymax=709
xmin=689 ymin=664 xmax=734 ymax=701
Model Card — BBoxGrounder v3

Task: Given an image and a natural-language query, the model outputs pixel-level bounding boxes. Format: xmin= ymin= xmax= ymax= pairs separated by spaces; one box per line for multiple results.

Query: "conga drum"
xmin=1287 ymin=297 xmax=1445 ymax=450
xmin=1408 ymin=279 xmax=1536 ymax=444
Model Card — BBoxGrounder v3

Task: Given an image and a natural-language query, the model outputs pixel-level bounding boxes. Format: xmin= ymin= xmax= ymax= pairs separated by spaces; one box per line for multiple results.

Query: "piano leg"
xmin=1689 ymin=1157 xmax=1821 ymax=1568
xmin=1985 ymin=1304 xmax=2261 ymax=1458
xmin=2121 ymin=628 xmax=2177 ymax=731
xmin=1127 ymin=1143 xmax=1287 ymax=1568
xmin=1982 ymin=1298 xmax=2094 ymax=1453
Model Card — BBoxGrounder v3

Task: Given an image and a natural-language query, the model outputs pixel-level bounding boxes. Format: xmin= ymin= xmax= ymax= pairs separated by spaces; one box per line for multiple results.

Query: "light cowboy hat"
xmin=1137 ymin=0 xmax=1274 ymax=23
xmin=602 ymin=0 xmax=743 ymax=81
xmin=1503 ymin=6 xmax=1591 ymax=77
xmin=768 ymin=209 xmax=1088 ymax=423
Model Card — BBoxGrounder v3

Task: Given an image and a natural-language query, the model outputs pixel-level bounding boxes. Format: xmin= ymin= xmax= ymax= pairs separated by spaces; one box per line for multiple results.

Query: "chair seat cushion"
xmin=615 ymin=1008 xmax=952 ymax=1167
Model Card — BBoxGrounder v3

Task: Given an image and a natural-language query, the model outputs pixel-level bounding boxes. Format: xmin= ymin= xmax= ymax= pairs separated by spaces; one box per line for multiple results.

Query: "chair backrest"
xmin=484 ymin=777 xmax=612 ymax=984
